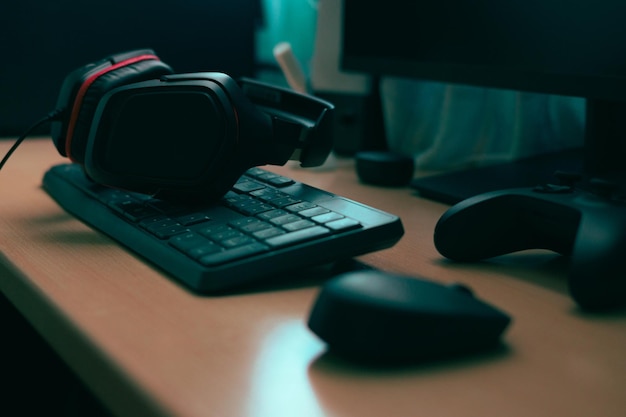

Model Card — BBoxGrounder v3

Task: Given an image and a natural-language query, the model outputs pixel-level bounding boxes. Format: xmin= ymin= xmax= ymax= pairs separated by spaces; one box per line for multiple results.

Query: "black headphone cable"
xmin=0 ymin=109 xmax=64 ymax=172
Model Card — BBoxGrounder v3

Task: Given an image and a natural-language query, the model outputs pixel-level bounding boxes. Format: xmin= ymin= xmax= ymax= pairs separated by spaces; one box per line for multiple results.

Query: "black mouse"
xmin=307 ymin=270 xmax=511 ymax=363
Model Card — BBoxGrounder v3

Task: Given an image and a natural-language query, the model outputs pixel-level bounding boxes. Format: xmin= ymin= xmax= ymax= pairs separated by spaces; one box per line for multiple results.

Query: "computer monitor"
xmin=341 ymin=0 xmax=626 ymax=203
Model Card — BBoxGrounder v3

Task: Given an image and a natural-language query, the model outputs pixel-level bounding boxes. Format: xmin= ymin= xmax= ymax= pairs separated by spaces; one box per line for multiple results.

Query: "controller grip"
xmin=434 ymin=191 xmax=626 ymax=310
xmin=569 ymin=216 xmax=626 ymax=310
xmin=434 ymin=194 xmax=578 ymax=261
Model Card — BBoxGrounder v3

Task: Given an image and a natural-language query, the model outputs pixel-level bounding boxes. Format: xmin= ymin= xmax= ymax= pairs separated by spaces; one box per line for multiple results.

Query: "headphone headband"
xmin=237 ymin=77 xmax=333 ymax=167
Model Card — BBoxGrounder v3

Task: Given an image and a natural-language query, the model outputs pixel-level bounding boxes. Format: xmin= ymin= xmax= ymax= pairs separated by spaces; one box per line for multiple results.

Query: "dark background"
xmin=0 ymin=0 xmax=262 ymax=135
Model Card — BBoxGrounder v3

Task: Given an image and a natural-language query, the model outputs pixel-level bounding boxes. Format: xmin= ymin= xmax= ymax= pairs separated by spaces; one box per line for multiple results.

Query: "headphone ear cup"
xmin=67 ymin=59 xmax=173 ymax=162
xmin=52 ymin=53 xmax=173 ymax=162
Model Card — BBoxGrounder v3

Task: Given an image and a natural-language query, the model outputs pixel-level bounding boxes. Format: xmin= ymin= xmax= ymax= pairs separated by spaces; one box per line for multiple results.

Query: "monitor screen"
xmin=341 ymin=0 xmax=626 ymax=203
xmin=342 ymin=0 xmax=626 ymax=101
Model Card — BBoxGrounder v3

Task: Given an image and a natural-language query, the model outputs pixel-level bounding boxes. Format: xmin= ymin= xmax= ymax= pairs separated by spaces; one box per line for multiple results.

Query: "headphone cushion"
xmin=65 ymin=57 xmax=173 ymax=162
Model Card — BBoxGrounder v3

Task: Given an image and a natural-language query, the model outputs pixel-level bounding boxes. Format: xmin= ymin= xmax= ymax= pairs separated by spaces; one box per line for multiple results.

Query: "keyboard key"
xmin=176 ymin=212 xmax=211 ymax=226
xmin=285 ymin=201 xmax=317 ymax=212
xmin=232 ymin=219 xmax=273 ymax=234
xmin=233 ymin=179 xmax=265 ymax=193
xmin=149 ymin=224 xmax=189 ymax=239
xmin=257 ymin=209 xmax=288 ymax=221
xmin=270 ymin=196 xmax=301 ymax=208
xmin=188 ymin=243 xmax=222 ymax=259
xmin=282 ymin=219 xmax=315 ymax=232
xmin=229 ymin=217 xmax=261 ymax=228
xmin=245 ymin=167 xmax=267 ymax=177
xmin=264 ymin=226 xmax=331 ymax=247
xmin=311 ymin=211 xmax=344 ymax=224
xmin=110 ymin=200 xmax=161 ymax=221
xmin=196 ymin=224 xmax=232 ymax=235
xmin=141 ymin=218 xmax=178 ymax=230
xmin=200 ymin=227 xmax=243 ymax=242
xmin=238 ymin=202 xmax=274 ymax=216
xmin=250 ymin=171 xmax=295 ymax=187
xmin=169 ymin=232 xmax=207 ymax=251
xmin=298 ymin=206 xmax=330 ymax=218
xmin=266 ymin=176 xmax=294 ymax=187
xmin=223 ymin=194 xmax=255 ymax=209
xmin=199 ymin=242 xmax=269 ymax=266
xmin=249 ymin=188 xmax=281 ymax=201
xmin=250 ymin=189 xmax=300 ymax=207
xmin=221 ymin=235 xmax=257 ymax=248
xmin=325 ymin=218 xmax=361 ymax=232
xmin=223 ymin=194 xmax=274 ymax=215
xmin=255 ymin=172 xmax=280 ymax=182
xmin=269 ymin=214 xmax=301 ymax=226
xmin=252 ymin=227 xmax=285 ymax=240
xmin=169 ymin=233 xmax=222 ymax=259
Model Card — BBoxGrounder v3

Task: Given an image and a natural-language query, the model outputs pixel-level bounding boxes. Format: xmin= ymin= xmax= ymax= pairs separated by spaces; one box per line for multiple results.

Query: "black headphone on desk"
xmin=46 ymin=49 xmax=334 ymax=201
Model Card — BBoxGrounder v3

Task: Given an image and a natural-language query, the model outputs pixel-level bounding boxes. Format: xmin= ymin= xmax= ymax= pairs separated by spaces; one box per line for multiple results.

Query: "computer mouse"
xmin=307 ymin=270 xmax=511 ymax=363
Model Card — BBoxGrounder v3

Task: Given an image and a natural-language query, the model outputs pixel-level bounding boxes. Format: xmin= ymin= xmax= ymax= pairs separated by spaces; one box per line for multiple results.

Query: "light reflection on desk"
xmin=248 ymin=320 xmax=327 ymax=417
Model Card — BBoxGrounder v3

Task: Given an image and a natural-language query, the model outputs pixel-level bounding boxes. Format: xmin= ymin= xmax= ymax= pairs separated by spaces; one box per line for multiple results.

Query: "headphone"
xmin=50 ymin=49 xmax=334 ymax=201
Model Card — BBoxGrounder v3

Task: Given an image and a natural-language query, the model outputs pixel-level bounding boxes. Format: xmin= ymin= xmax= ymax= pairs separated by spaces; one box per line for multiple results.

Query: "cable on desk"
xmin=0 ymin=109 xmax=64 ymax=171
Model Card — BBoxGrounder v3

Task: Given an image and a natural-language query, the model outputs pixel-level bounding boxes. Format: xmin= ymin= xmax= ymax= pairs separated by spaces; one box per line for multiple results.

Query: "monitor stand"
xmin=411 ymin=148 xmax=585 ymax=205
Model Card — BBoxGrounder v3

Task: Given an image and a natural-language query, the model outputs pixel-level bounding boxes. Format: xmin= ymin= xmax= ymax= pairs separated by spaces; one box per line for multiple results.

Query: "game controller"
xmin=434 ymin=172 xmax=626 ymax=310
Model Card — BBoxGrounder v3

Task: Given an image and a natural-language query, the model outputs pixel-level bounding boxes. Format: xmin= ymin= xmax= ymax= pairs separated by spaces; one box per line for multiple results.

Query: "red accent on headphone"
xmin=64 ymin=54 xmax=160 ymax=160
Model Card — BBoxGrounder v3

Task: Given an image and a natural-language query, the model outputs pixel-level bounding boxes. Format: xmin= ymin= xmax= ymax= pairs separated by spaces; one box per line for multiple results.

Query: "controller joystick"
xmin=434 ymin=174 xmax=626 ymax=310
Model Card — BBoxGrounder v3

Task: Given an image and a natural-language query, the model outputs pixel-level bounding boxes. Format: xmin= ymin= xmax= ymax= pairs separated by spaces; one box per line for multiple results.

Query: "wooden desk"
xmin=1 ymin=138 xmax=625 ymax=417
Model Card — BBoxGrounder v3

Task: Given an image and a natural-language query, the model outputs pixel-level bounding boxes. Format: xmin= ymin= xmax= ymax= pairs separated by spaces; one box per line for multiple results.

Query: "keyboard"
xmin=43 ymin=163 xmax=404 ymax=292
